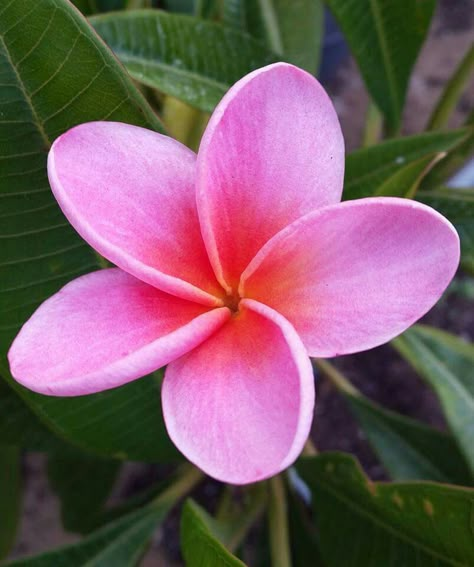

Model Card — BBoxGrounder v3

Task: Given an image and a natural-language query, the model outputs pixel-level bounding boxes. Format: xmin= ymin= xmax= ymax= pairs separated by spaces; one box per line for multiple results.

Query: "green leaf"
xmin=0 ymin=378 xmax=65 ymax=451
xmin=91 ymin=10 xmax=278 ymax=113
xmin=393 ymin=325 xmax=474 ymax=476
xmin=297 ymin=453 xmax=474 ymax=566
xmin=6 ymin=506 xmax=165 ymax=567
xmin=48 ymin=451 xmax=121 ymax=534
xmin=225 ymin=0 xmax=324 ymax=74
xmin=181 ymin=500 xmax=246 ymax=567
xmin=0 ymin=446 xmax=21 ymax=560
xmin=324 ymin=0 xmax=436 ymax=131
xmin=345 ymin=392 xmax=472 ymax=484
xmin=427 ymin=45 xmax=474 ymax=131
xmin=343 ymin=129 xmax=468 ymax=200
xmin=0 ymin=0 xmax=177 ymax=462
xmin=417 ymin=188 xmax=474 ymax=274
xmin=373 ymin=153 xmax=443 ymax=198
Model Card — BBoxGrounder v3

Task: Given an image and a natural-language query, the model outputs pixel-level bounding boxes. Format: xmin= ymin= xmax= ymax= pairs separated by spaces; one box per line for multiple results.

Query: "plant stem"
xmin=152 ymin=464 xmax=203 ymax=510
xmin=312 ymin=358 xmax=360 ymax=397
xmin=268 ymin=475 xmax=292 ymax=567
xmin=226 ymin=484 xmax=267 ymax=553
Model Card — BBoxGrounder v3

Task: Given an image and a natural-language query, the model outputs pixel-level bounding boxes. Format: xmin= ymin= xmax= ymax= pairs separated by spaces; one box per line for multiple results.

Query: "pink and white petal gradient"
xmin=9 ymin=269 xmax=230 ymax=396
xmin=48 ymin=121 xmax=223 ymax=306
xmin=8 ymin=62 xmax=461 ymax=485
xmin=197 ymin=62 xmax=345 ymax=291
xmin=162 ymin=299 xmax=315 ymax=484
xmin=241 ymin=198 xmax=460 ymax=357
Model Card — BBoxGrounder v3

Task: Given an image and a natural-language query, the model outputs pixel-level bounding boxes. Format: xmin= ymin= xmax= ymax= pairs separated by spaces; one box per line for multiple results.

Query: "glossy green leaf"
xmin=417 ymin=188 xmax=474 ymax=273
xmin=373 ymin=153 xmax=442 ymax=198
xmin=0 ymin=0 xmax=179 ymax=462
xmin=224 ymin=0 xmax=323 ymax=74
xmin=427 ymin=45 xmax=474 ymax=131
xmin=393 ymin=325 xmax=474 ymax=476
xmin=0 ymin=446 xmax=21 ymax=560
xmin=181 ymin=500 xmax=246 ymax=567
xmin=297 ymin=453 xmax=474 ymax=566
xmin=343 ymin=129 xmax=468 ymax=200
xmin=6 ymin=506 xmax=165 ymax=567
xmin=0 ymin=378 xmax=65 ymax=451
xmin=345 ymin=392 xmax=472 ymax=484
xmin=91 ymin=10 xmax=278 ymax=113
xmin=324 ymin=0 xmax=435 ymax=131
xmin=48 ymin=452 xmax=121 ymax=534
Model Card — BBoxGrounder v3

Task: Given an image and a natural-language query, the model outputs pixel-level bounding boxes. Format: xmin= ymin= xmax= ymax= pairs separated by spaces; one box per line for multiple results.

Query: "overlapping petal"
xmin=241 ymin=198 xmax=460 ymax=357
xmin=8 ymin=269 xmax=230 ymax=396
xmin=162 ymin=299 xmax=315 ymax=484
xmin=48 ymin=121 xmax=223 ymax=306
xmin=197 ymin=63 xmax=345 ymax=290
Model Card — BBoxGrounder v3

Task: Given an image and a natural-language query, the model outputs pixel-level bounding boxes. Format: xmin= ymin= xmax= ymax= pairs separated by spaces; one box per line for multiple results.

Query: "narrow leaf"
xmin=345 ymin=392 xmax=472 ymax=484
xmin=427 ymin=45 xmax=474 ymax=131
xmin=343 ymin=129 xmax=468 ymax=199
xmin=91 ymin=10 xmax=278 ymax=113
xmin=324 ymin=0 xmax=436 ymax=130
xmin=181 ymin=500 xmax=245 ymax=567
xmin=297 ymin=453 xmax=474 ymax=566
xmin=393 ymin=325 xmax=474 ymax=476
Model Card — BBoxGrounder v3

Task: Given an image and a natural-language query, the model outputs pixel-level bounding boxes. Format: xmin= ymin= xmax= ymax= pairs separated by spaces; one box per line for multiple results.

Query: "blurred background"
xmin=8 ymin=0 xmax=474 ymax=564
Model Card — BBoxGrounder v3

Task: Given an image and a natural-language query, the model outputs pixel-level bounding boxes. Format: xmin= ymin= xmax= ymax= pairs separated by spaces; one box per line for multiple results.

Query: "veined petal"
xmin=48 ymin=121 xmax=223 ymax=306
xmin=197 ymin=62 xmax=344 ymax=291
xmin=9 ymin=269 xmax=230 ymax=396
xmin=241 ymin=198 xmax=460 ymax=357
xmin=162 ymin=299 xmax=315 ymax=484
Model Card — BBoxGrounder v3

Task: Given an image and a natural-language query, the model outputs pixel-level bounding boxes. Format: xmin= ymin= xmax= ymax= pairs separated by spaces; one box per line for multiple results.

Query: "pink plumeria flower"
xmin=9 ymin=64 xmax=459 ymax=484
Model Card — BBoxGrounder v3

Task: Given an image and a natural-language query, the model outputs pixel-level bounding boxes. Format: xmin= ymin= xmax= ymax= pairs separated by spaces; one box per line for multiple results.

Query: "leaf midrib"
xmin=314 ymin=474 xmax=470 ymax=566
xmin=0 ymin=29 xmax=51 ymax=149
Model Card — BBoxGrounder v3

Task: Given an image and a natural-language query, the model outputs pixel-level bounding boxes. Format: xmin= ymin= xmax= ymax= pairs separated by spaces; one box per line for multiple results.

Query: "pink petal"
xmin=241 ymin=198 xmax=460 ymax=357
xmin=197 ymin=62 xmax=344 ymax=291
xmin=162 ymin=299 xmax=315 ymax=484
xmin=48 ymin=121 xmax=223 ymax=306
xmin=9 ymin=269 xmax=230 ymax=396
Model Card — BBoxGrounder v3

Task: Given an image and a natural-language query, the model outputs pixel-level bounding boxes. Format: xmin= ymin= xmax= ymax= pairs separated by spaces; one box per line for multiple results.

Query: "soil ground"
xmin=9 ymin=1 xmax=474 ymax=564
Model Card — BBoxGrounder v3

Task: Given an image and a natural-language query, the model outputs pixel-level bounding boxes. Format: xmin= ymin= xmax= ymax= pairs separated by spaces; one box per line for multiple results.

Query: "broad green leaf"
xmin=224 ymin=0 xmax=323 ymax=74
xmin=0 ymin=378 xmax=65 ymax=451
xmin=91 ymin=10 xmax=278 ymax=113
xmin=374 ymin=153 xmax=443 ymax=198
xmin=0 ymin=0 xmax=178 ymax=462
xmin=297 ymin=453 xmax=474 ymax=566
xmin=6 ymin=506 xmax=165 ymax=567
xmin=0 ymin=447 xmax=21 ymax=560
xmin=48 ymin=452 xmax=121 ymax=534
xmin=343 ymin=129 xmax=468 ymax=200
xmin=345 ymin=392 xmax=472 ymax=484
xmin=324 ymin=0 xmax=435 ymax=131
xmin=393 ymin=325 xmax=474 ymax=476
xmin=428 ymin=45 xmax=474 ymax=131
xmin=181 ymin=500 xmax=246 ymax=567
xmin=417 ymin=188 xmax=474 ymax=273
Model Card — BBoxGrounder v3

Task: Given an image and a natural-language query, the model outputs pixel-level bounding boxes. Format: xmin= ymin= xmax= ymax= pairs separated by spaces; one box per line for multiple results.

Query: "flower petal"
xmin=197 ymin=62 xmax=344 ymax=291
xmin=162 ymin=298 xmax=315 ymax=484
xmin=9 ymin=269 xmax=230 ymax=396
xmin=241 ymin=198 xmax=460 ymax=357
xmin=48 ymin=121 xmax=223 ymax=306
